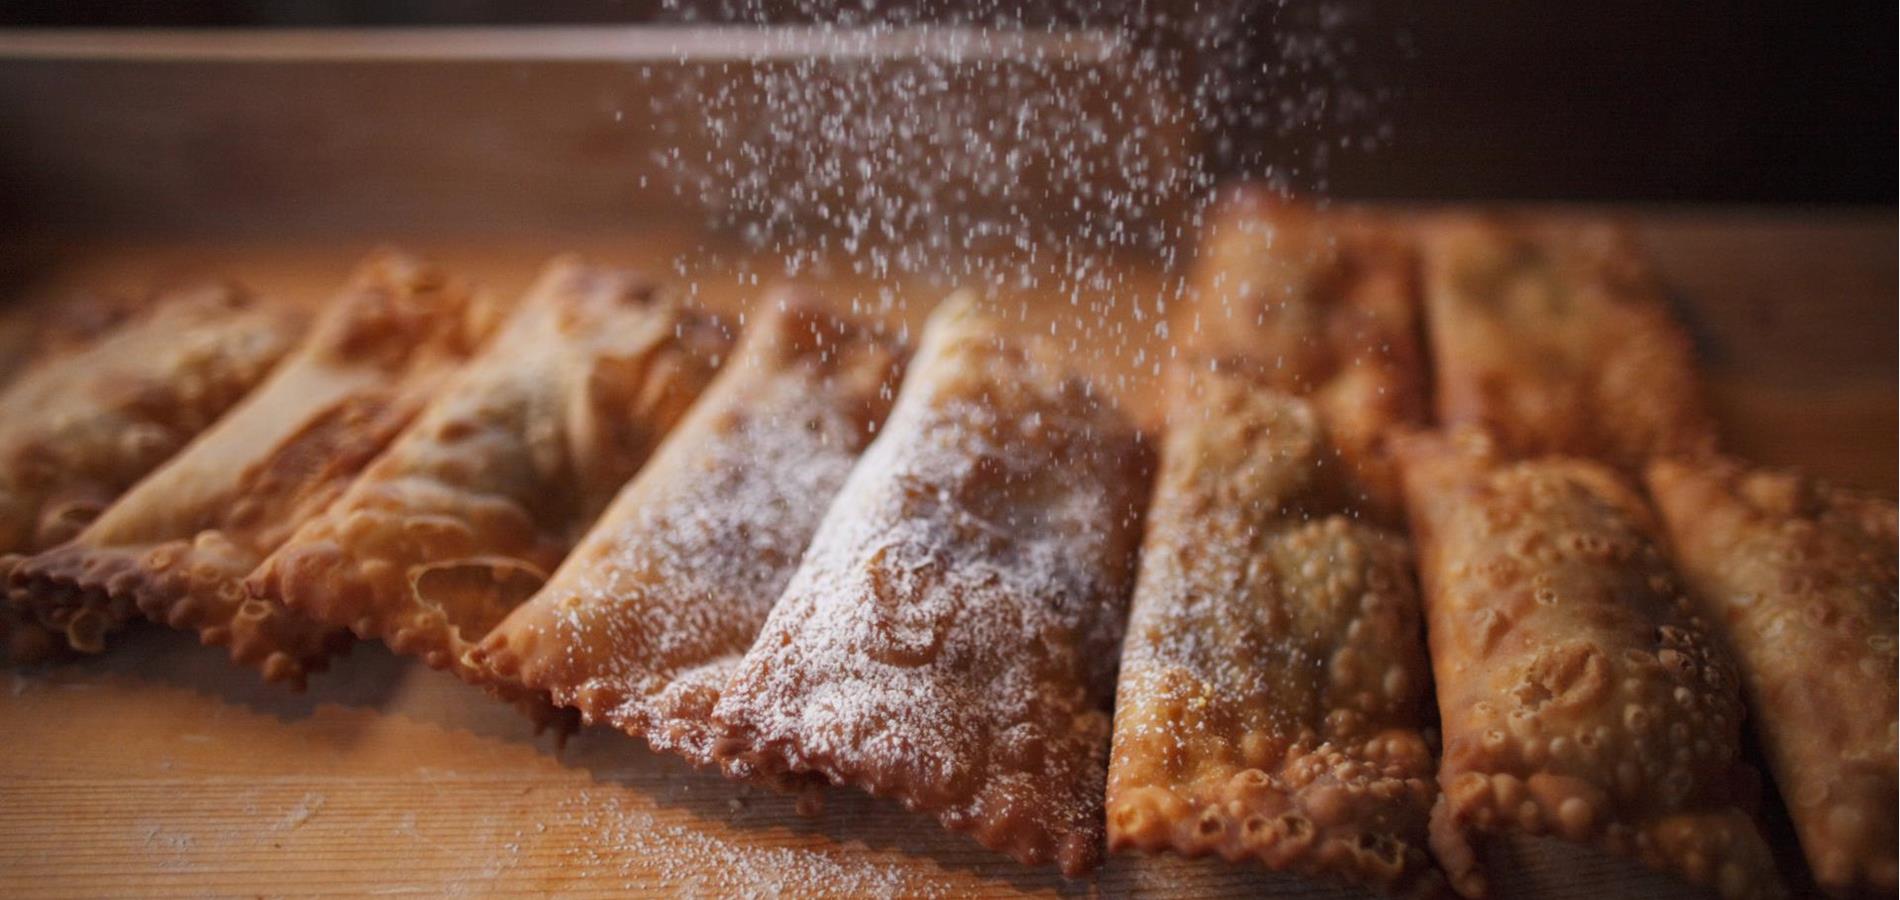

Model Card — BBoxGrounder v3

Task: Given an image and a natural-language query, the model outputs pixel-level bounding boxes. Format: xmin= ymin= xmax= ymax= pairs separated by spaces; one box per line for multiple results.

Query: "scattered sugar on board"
xmin=554 ymin=790 xmax=935 ymax=898
xmin=274 ymin=792 xmax=326 ymax=831
xmin=511 ymin=345 xmax=884 ymax=764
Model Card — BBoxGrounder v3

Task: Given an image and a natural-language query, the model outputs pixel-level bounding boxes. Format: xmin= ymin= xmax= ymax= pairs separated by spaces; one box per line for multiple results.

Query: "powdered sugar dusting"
xmin=273 ymin=791 xmax=327 ymax=832
xmin=1102 ymin=368 xmax=1440 ymax=892
xmin=555 ymin=789 xmax=932 ymax=898
xmin=712 ymin=298 xmax=1148 ymax=874
xmin=484 ymin=299 xmax=902 ymax=768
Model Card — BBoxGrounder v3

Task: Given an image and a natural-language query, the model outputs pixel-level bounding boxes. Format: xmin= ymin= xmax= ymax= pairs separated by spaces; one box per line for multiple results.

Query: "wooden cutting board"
xmin=0 ymin=208 xmax=1891 ymax=898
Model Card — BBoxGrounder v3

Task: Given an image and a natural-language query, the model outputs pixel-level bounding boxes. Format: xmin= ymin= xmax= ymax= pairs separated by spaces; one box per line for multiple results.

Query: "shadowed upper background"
xmin=2 ymin=0 xmax=1892 ymax=205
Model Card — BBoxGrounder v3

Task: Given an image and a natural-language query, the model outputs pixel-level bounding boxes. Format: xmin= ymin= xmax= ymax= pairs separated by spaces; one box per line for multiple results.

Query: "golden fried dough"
xmin=472 ymin=291 xmax=904 ymax=768
xmin=1107 ymin=364 xmax=1442 ymax=895
xmin=0 ymin=288 xmax=143 ymax=387
xmin=0 ymin=288 xmax=145 ymax=664
xmin=0 ymin=284 xmax=296 ymax=561
xmin=1420 ymin=219 xmax=1714 ymax=469
xmin=16 ymin=251 xmax=490 ymax=685
xmin=1648 ymin=457 xmax=1897 ymax=895
xmin=712 ymin=294 xmax=1150 ymax=876
xmin=1397 ymin=431 xmax=1781 ymax=899
xmin=1184 ymin=186 xmax=1426 ymax=521
xmin=0 ymin=283 xmax=296 ymax=664
xmin=250 ymin=258 xmax=728 ymax=702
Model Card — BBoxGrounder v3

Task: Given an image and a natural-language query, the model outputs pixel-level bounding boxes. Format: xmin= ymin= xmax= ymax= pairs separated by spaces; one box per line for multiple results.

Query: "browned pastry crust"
xmin=1646 ymin=457 xmax=1898 ymax=895
xmin=711 ymin=294 xmax=1151 ymax=877
xmin=1420 ymin=217 xmax=1715 ymax=470
xmin=0 ymin=288 xmax=144 ymax=387
xmin=0 ymin=283 xmax=297 ymax=559
xmin=0 ymin=286 xmax=184 ymax=666
xmin=1106 ymin=364 xmax=1443 ymax=896
xmin=0 ymin=283 xmax=299 ymax=664
xmin=1184 ymin=186 xmax=1427 ymax=522
xmin=249 ymin=258 xmax=729 ymax=701
xmin=471 ymin=291 xmax=905 ymax=769
xmin=14 ymin=251 xmax=491 ymax=686
xmin=1396 ymin=430 xmax=1783 ymax=899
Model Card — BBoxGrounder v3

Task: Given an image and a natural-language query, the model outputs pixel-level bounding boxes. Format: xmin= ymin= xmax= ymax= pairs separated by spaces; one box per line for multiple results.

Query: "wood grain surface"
xmin=0 ymin=209 xmax=1891 ymax=898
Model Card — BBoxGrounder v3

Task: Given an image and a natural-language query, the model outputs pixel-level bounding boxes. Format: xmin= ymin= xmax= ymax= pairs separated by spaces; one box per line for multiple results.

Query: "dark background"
xmin=2 ymin=1 xmax=1893 ymax=205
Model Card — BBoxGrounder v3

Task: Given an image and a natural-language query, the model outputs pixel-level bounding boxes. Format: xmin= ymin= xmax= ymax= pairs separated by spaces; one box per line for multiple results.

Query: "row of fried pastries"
xmin=0 ymin=193 xmax=1892 ymax=899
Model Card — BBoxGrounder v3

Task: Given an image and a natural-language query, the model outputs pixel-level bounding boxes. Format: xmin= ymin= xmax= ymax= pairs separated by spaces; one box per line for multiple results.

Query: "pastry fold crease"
xmin=1184 ymin=187 xmax=1427 ymax=522
xmin=1646 ymin=457 xmax=1898 ymax=896
xmin=15 ymin=252 xmax=490 ymax=685
xmin=1106 ymin=364 xmax=1442 ymax=896
xmin=711 ymin=294 xmax=1150 ymax=877
xmin=1420 ymin=218 xmax=1715 ymax=469
xmin=0 ymin=283 xmax=299 ymax=663
xmin=471 ymin=291 xmax=905 ymax=768
xmin=1396 ymin=431 xmax=1782 ymax=899
xmin=249 ymin=258 xmax=729 ymax=697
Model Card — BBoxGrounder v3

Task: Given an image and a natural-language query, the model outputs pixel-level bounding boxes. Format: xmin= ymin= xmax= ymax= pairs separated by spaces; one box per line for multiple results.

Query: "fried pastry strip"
xmin=712 ymin=294 xmax=1150 ymax=876
xmin=1185 ymin=187 xmax=1427 ymax=520
xmin=1647 ymin=457 xmax=1897 ymax=895
xmin=15 ymin=252 xmax=490 ymax=685
xmin=0 ymin=284 xmax=298 ymax=663
xmin=1420 ymin=218 xmax=1715 ymax=469
xmin=0 ymin=288 xmax=143 ymax=386
xmin=0 ymin=286 xmax=128 ymax=663
xmin=1396 ymin=431 xmax=1782 ymax=899
xmin=471 ymin=292 xmax=904 ymax=767
xmin=0 ymin=284 xmax=297 ymax=562
xmin=249 ymin=258 xmax=729 ymax=694
xmin=1106 ymin=364 xmax=1441 ymax=895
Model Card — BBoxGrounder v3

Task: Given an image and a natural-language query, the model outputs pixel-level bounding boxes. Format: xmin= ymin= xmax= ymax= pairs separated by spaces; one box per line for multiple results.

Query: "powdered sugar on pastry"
xmin=472 ymin=290 xmax=905 ymax=769
xmin=1183 ymin=187 xmax=1426 ymax=522
xmin=712 ymin=293 xmax=1150 ymax=877
xmin=1106 ymin=364 xmax=1441 ymax=896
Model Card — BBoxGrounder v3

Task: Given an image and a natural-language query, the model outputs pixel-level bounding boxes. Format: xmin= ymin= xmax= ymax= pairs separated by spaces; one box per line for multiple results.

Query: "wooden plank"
xmin=1638 ymin=210 xmax=1898 ymax=495
xmin=0 ymin=210 xmax=1889 ymax=898
xmin=0 ymin=26 xmax=1125 ymax=64
xmin=0 ymin=45 xmax=1192 ymax=242
xmin=0 ymin=632 xmax=1699 ymax=899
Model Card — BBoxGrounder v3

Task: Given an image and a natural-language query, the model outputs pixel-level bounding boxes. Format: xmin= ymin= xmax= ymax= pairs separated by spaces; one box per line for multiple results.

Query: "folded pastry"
xmin=1184 ymin=186 xmax=1427 ymax=521
xmin=249 ymin=258 xmax=730 ymax=695
xmin=471 ymin=292 xmax=905 ymax=768
xmin=712 ymin=294 xmax=1150 ymax=877
xmin=0 ymin=288 xmax=143 ymax=387
xmin=1646 ymin=457 xmax=1897 ymax=895
xmin=0 ymin=283 xmax=297 ymax=563
xmin=0 ymin=288 xmax=146 ymax=660
xmin=1396 ymin=431 xmax=1782 ymax=899
xmin=1106 ymin=364 xmax=1441 ymax=895
xmin=15 ymin=252 xmax=491 ymax=685
xmin=0 ymin=283 xmax=298 ymax=663
xmin=1420 ymin=218 xmax=1715 ymax=469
